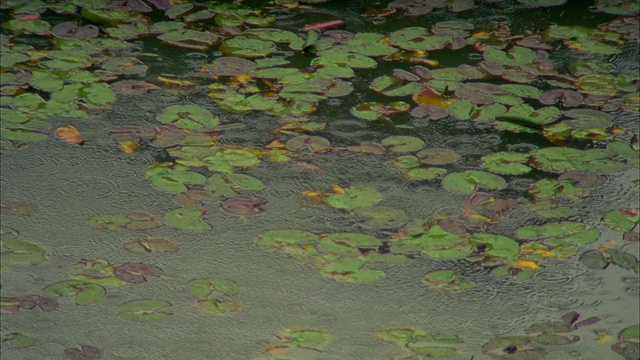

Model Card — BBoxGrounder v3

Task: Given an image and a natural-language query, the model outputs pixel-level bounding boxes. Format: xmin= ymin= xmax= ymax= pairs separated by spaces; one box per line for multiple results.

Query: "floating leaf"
xmin=64 ymin=345 xmax=102 ymax=360
xmin=353 ymin=206 xmax=409 ymax=229
xmin=605 ymin=209 xmax=639 ymax=232
xmin=118 ymin=299 xmax=171 ymax=321
xmin=157 ymin=105 xmax=219 ymax=131
xmin=186 ymin=277 xmax=239 ymax=299
xmin=422 ymin=270 xmax=475 ymax=291
xmin=164 ymin=208 xmax=211 ymax=232
xmin=123 ymin=237 xmax=180 ymax=254
xmin=529 ymin=147 xmax=627 ymax=174
xmin=481 ymin=152 xmax=531 ymax=175
xmin=1 ymin=332 xmax=36 ymax=349
xmin=285 ymin=135 xmax=331 ymax=153
xmin=1 ymin=239 xmax=48 ymax=266
xmin=442 ymin=170 xmax=507 ymax=194
xmin=516 ymin=222 xmax=599 ymax=246
xmin=222 ymin=196 xmax=267 ymax=215
xmin=55 ymin=125 xmax=85 ymax=145
xmin=256 ymin=229 xmax=319 ymax=249
xmin=113 ymin=263 xmax=162 ymax=284
xmin=219 ymin=37 xmax=276 ymax=58
xmin=417 ymin=148 xmax=460 ymax=165
xmin=381 ymin=136 xmax=425 ymax=153
xmin=325 ymin=186 xmax=384 ymax=210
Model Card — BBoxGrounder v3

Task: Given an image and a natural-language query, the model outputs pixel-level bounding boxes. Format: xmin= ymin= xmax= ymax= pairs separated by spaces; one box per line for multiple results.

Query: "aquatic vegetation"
xmin=0 ymin=0 xmax=638 ymax=358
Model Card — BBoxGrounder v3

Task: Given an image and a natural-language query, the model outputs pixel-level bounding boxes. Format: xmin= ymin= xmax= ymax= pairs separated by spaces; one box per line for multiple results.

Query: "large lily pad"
xmin=515 ymin=222 xmax=599 ymax=246
xmin=1 ymin=239 xmax=49 ymax=266
xmin=157 ymin=105 xmax=219 ymax=131
xmin=163 ymin=208 xmax=211 ymax=232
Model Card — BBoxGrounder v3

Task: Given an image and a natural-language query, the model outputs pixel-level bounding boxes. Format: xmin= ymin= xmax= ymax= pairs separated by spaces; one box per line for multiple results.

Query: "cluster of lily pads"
xmin=1 ymin=0 xmax=639 ymax=359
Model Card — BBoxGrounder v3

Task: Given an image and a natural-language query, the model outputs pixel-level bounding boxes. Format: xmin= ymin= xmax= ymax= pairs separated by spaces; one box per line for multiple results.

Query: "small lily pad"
xmin=64 ymin=345 xmax=102 ymax=360
xmin=352 ymin=206 xmax=409 ymax=229
xmin=157 ymin=105 xmax=219 ymax=130
xmin=285 ymin=135 xmax=331 ymax=153
xmin=381 ymin=135 xmax=425 ymax=153
xmin=422 ymin=270 xmax=475 ymax=291
xmin=222 ymin=196 xmax=267 ymax=215
xmin=118 ymin=299 xmax=172 ymax=321
xmin=417 ymin=148 xmax=461 ymax=165
xmin=481 ymin=152 xmax=532 ymax=175
xmin=325 ymin=186 xmax=384 ymax=210
xmin=164 ymin=208 xmax=211 ymax=232
xmin=123 ymin=237 xmax=180 ymax=254
xmin=442 ymin=170 xmax=507 ymax=194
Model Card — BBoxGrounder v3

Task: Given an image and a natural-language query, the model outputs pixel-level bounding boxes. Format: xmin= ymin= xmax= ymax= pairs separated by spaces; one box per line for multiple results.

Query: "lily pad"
xmin=442 ymin=170 xmax=507 ymax=194
xmin=222 ymin=196 xmax=267 ymax=215
xmin=422 ymin=270 xmax=475 ymax=291
xmin=325 ymin=186 xmax=384 ymax=210
xmin=157 ymin=105 xmax=219 ymax=131
xmin=123 ymin=237 xmax=180 ymax=254
xmin=256 ymin=229 xmax=319 ymax=249
xmin=64 ymin=345 xmax=102 ymax=360
xmin=285 ymin=135 xmax=331 ymax=153
xmin=113 ymin=263 xmax=162 ymax=284
xmin=1 ymin=239 xmax=49 ymax=266
xmin=186 ymin=278 xmax=239 ymax=299
xmin=381 ymin=136 xmax=425 ymax=153
xmin=515 ymin=221 xmax=600 ymax=246
xmin=163 ymin=208 xmax=211 ymax=232
xmin=605 ymin=209 xmax=639 ymax=232
xmin=118 ymin=299 xmax=172 ymax=321
xmin=481 ymin=152 xmax=532 ymax=175
xmin=352 ymin=206 xmax=409 ymax=229
xmin=219 ymin=37 xmax=276 ymax=58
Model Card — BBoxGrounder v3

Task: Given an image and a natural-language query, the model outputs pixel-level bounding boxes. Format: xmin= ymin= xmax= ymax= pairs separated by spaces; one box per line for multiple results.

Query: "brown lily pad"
xmin=64 ymin=345 xmax=102 ymax=360
xmin=222 ymin=196 xmax=267 ymax=216
xmin=113 ymin=263 xmax=162 ymax=284
xmin=1 ymin=200 xmax=36 ymax=216
xmin=558 ymin=171 xmax=606 ymax=188
xmin=123 ymin=238 xmax=180 ymax=254
xmin=417 ymin=148 xmax=461 ymax=165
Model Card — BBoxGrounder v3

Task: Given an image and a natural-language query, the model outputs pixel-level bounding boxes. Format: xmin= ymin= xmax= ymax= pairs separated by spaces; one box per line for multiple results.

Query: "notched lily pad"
xmin=381 ymin=135 xmax=425 ymax=153
xmin=352 ymin=206 xmax=408 ymax=229
xmin=422 ymin=270 xmax=475 ymax=291
xmin=157 ymin=105 xmax=219 ymax=131
xmin=64 ymin=345 xmax=102 ymax=360
xmin=113 ymin=263 xmax=162 ymax=284
xmin=118 ymin=299 xmax=172 ymax=321
xmin=1 ymin=239 xmax=49 ymax=266
xmin=222 ymin=196 xmax=267 ymax=215
xmin=164 ymin=208 xmax=211 ymax=232
xmin=516 ymin=221 xmax=599 ymax=246
xmin=325 ymin=186 xmax=384 ymax=210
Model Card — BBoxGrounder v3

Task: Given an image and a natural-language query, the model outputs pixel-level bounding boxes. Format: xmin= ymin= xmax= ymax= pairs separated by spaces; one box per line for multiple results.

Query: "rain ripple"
xmin=54 ymin=175 xmax=128 ymax=200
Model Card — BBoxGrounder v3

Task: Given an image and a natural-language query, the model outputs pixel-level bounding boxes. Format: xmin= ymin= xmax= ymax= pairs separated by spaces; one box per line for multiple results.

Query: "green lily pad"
xmin=1 ymin=332 xmax=36 ymax=349
xmin=442 ymin=170 xmax=507 ymax=194
xmin=285 ymin=135 xmax=331 ymax=153
xmin=484 ymin=46 xmax=536 ymax=66
xmin=350 ymin=101 xmax=411 ymax=121
xmin=422 ymin=270 xmax=475 ymax=291
xmin=481 ymin=152 xmax=532 ymax=175
xmin=43 ymin=280 xmax=105 ymax=305
xmin=219 ymin=37 xmax=276 ymax=58
xmin=101 ymin=56 xmax=148 ymax=76
xmin=311 ymin=52 xmax=377 ymax=69
xmin=580 ymin=249 xmax=609 ymax=270
xmin=118 ymin=299 xmax=172 ymax=321
xmin=529 ymin=147 xmax=627 ymax=174
xmin=164 ymin=208 xmax=211 ymax=232
xmin=145 ymin=164 xmax=206 ymax=193
xmin=224 ymin=173 xmax=264 ymax=191
xmin=186 ymin=278 xmax=239 ymax=299
xmin=406 ymin=167 xmax=448 ymax=181
xmin=325 ymin=186 xmax=384 ymax=210
xmin=605 ymin=209 xmax=639 ymax=232
xmin=563 ymin=109 xmax=613 ymax=130
xmin=322 ymin=232 xmax=382 ymax=249
xmin=381 ymin=136 xmax=425 ymax=153
xmin=352 ymin=206 xmax=409 ymax=229
xmin=157 ymin=105 xmax=219 ymax=131
xmin=256 ymin=229 xmax=319 ymax=249
xmin=0 ymin=239 xmax=49 ymax=266
xmin=376 ymin=328 xmax=462 ymax=358
xmin=515 ymin=221 xmax=600 ymax=246
xmin=518 ymin=0 xmax=566 ymax=6
xmin=157 ymin=29 xmax=221 ymax=51
xmin=280 ymin=329 xmax=331 ymax=350
xmin=194 ymin=298 xmax=242 ymax=315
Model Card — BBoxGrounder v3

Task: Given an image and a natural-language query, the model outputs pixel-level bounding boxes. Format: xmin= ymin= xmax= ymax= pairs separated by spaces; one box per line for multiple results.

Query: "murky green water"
xmin=1 ymin=1 xmax=639 ymax=359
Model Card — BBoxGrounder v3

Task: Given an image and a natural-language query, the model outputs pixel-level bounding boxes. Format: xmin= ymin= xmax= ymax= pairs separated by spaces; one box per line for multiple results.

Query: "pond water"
xmin=1 ymin=1 xmax=639 ymax=359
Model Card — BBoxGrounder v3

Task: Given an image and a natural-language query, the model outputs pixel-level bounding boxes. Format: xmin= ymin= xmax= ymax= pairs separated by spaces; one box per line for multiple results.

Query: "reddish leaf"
xmin=113 ymin=263 xmax=162 ymax=284
xmin=64 ymin=345 xmax=102 ymax=360
xmin=302 ymin=20 xmax=345 ymax=32
xmin=222 ymin=197 xmax=267 ymax=216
